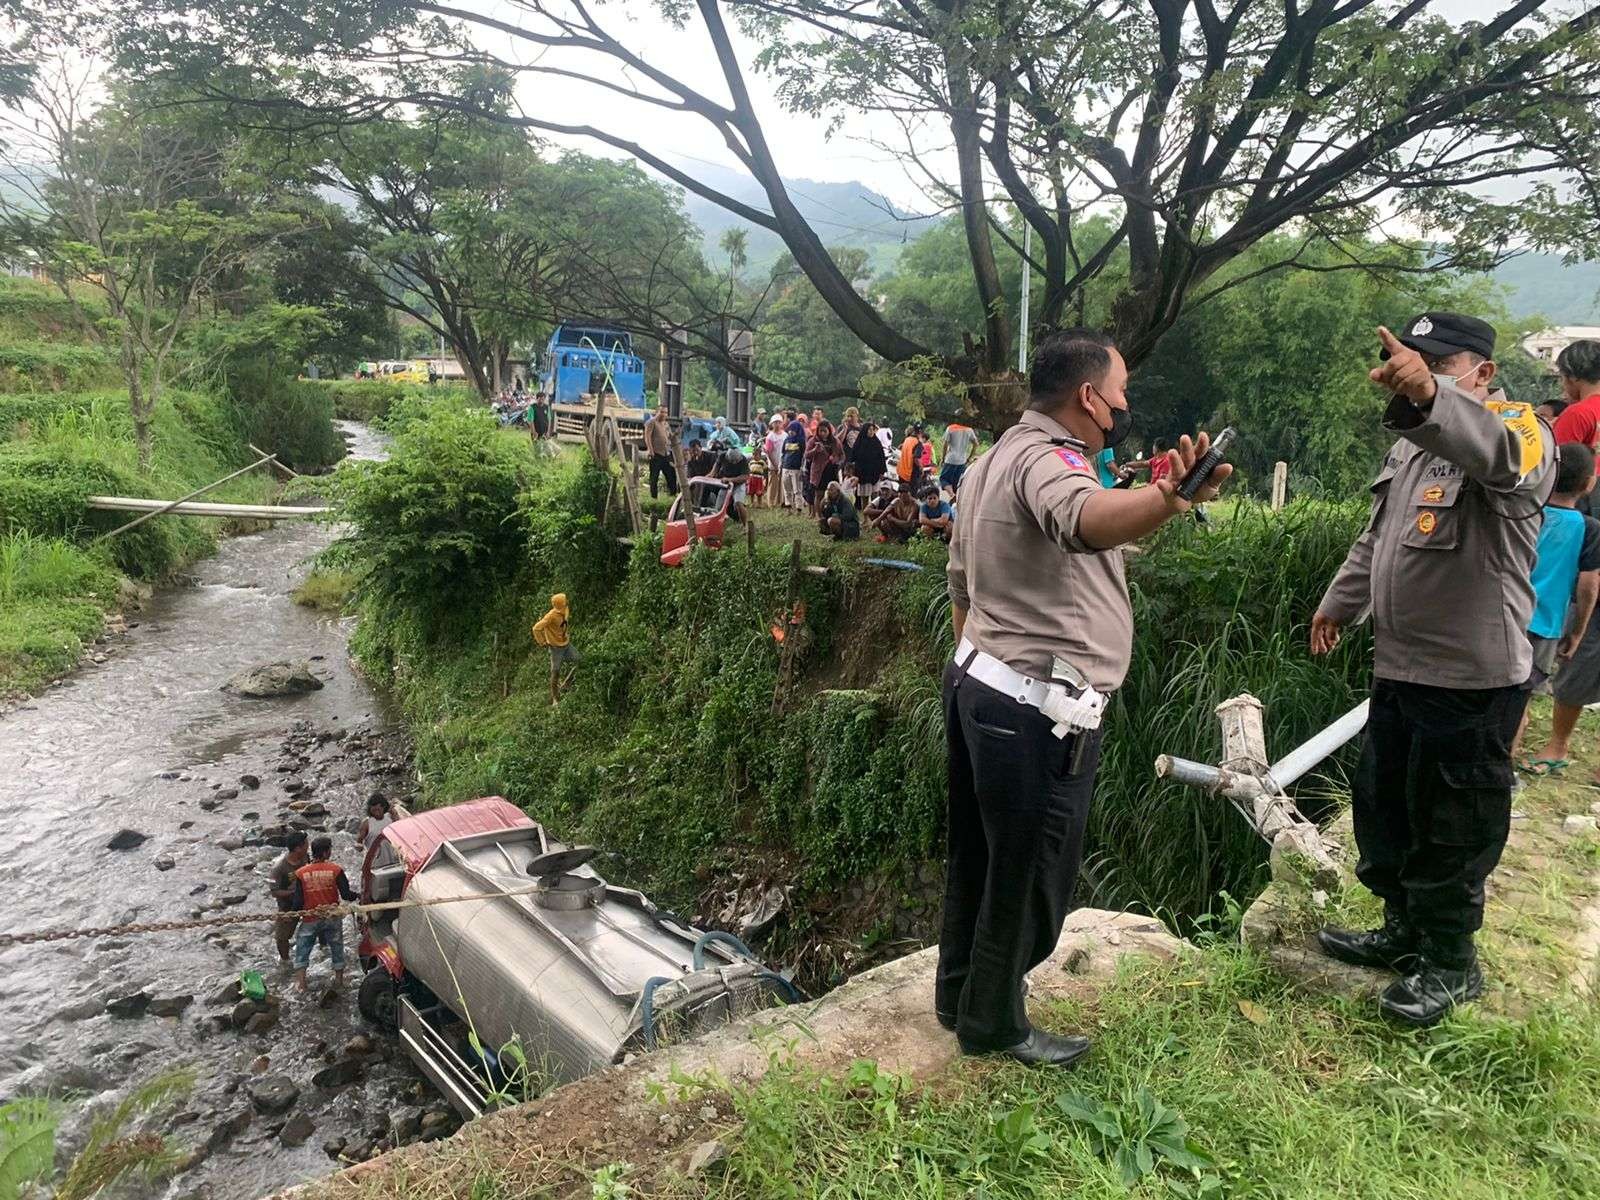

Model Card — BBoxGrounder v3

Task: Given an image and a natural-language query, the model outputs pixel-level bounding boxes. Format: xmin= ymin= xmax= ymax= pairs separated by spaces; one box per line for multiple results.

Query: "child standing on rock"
xmin=532 ymin=593 xmax=579 ymax=704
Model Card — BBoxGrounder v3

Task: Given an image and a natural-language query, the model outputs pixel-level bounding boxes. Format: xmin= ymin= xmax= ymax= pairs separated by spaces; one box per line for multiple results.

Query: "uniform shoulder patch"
xmin=1053 ymin=446 xmax=1092 ymax=473
xmin=1485 ymin=400 xmax=1544 ymax=481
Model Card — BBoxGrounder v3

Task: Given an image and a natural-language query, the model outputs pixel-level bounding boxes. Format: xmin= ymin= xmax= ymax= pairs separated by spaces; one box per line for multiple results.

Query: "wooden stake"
xmin=773 ymin=538 xmax=803 ymax=713
xmin=249 ymin=444 xmax=299 ymax=478
xmin=1271 ymin=461 xmax=1288 ymax=511
xmin=669 ymin=426 xmax=698 ymax=546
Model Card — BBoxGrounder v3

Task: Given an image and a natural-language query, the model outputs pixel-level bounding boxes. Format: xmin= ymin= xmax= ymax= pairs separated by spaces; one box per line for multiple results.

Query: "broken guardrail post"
xmin=1155 ymin=694 xmax=1370 ymax=891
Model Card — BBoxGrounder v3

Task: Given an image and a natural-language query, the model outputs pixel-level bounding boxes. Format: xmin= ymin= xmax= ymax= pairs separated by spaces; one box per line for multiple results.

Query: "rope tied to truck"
xmin=0 ymin=882 xmax=564 ymax=949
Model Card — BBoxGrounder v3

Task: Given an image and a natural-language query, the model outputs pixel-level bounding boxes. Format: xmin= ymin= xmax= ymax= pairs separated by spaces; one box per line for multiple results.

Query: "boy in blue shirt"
xmin=917 ymin=485 xmax=955 ymax=542
xmin=1518 ymin=442 xmax=1600 ymax=773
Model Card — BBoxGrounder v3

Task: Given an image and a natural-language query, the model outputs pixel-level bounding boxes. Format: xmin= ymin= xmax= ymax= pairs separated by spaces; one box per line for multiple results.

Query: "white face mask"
xmin=1442 ymin=361 xmax=1486 ymax=391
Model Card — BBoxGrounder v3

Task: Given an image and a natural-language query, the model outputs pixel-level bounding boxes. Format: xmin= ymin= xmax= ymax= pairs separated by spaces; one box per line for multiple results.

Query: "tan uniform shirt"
xmin=1319 ymin=381 xmax=1555 ymax=689
xmin=643 ymin=416 xmax=670 ymax=456
xmin=947 ymin=410 xmax=1133 ymax=692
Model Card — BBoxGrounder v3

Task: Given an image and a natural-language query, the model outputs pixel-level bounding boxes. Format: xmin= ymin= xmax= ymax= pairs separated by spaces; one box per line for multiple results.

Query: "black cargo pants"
xmin=648 ymin=453 xmax=677 ymax=498
xmin=1353 ymin=678 xmax=1526 ymax=936
xmin=935 ymin=660 xmax=1101 ymax=1050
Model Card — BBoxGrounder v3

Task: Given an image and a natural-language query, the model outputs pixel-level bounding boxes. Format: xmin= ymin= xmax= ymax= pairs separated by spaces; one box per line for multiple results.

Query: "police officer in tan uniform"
xmin=1313 ymin=314 xmax=1555 ymax=1026
xmin=940 ymin=328 xmax=1231 ymax=1066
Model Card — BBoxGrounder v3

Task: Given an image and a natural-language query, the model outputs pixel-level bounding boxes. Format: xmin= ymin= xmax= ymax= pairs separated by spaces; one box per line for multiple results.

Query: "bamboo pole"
xmin=249 ymin=444 xmax=300 ymax=478
xmin=95 ymin=452 xmax=280 ymax=541
xmin=668 ymin=426 xmax=698 ymax=546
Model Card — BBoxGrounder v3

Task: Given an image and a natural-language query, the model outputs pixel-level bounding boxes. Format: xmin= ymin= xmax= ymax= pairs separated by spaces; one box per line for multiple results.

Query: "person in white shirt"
xmin=358 ymin=796 xmax=394 ymax=857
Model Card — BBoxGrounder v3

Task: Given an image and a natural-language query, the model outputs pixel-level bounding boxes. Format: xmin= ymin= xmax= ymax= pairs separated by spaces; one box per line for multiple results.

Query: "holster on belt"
xmin=1047 ymin=656 xmax=1105 ymax=771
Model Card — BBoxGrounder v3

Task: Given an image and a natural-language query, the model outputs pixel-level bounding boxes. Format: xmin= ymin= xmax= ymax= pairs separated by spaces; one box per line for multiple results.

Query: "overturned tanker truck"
xmin=355 ymin=798 xmax=798 ymax=1117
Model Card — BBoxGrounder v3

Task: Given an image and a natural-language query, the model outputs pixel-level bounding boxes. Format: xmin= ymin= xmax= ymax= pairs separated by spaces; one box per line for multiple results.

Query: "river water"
xmin=0 ymin=422 xmax=435 ymax=1199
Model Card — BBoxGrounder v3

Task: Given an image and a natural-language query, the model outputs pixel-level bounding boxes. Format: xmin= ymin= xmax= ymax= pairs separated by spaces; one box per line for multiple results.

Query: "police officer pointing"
xmin=939 ymin=328 xmax=1231 ymax=1066
xmin=1313 ymin=314 xmax=1554 ymax=1026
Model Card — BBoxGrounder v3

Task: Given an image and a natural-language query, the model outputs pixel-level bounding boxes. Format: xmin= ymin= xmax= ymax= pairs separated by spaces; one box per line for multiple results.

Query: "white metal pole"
xmin=1018 ymin=223 xmax=1032 ymax=373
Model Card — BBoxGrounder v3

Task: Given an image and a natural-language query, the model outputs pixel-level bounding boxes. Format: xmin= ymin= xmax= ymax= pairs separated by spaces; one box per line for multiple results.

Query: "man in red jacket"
xmin=291 ymin=836 xmax=357 ymax=993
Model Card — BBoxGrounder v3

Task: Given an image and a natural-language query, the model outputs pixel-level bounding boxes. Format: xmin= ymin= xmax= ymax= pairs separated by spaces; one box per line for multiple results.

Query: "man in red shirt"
xmin=1551 ymin=340 xmax=1600 ymax=448
xmin=291 ymin=836 xmax=357 ymax=993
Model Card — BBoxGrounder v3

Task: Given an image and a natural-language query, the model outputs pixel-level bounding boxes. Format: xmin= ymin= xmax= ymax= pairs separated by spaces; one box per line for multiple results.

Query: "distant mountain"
xmin=670 ymin=165 xmax=1600 ymax=317
xmin=664 ymin=161 xmax=934 ymax=278
xmin=1486 ymin=252 xmax=1600 ymax=326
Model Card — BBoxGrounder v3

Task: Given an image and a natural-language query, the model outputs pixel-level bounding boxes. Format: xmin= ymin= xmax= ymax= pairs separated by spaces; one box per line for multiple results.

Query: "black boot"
xmin=1317 ymin=905 xmax=1419 ymax=972
xmin=1379 ymin=934 xmax=1484 ymax=1028
xmin=960 ymin=1027 xmax=1090 ymax=1068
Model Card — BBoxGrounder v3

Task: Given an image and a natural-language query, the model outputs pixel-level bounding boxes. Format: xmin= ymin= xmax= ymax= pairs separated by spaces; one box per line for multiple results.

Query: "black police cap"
xmin=1383 ymin=312 xmax=1497 ymax=361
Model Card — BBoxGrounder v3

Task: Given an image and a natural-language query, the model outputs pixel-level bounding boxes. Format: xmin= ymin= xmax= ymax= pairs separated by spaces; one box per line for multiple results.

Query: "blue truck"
xmin=539 ymin=324 xmax=647 ymax=407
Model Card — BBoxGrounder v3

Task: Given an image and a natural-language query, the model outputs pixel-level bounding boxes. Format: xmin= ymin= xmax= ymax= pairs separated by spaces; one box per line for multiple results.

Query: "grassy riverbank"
xmin=318 ymin=403 xmax=1374 ymax=983
xmin=303 ymin=697 xmax=1600 ymax=1200
xmin=0 ymin=277 xmax=341 ymax=698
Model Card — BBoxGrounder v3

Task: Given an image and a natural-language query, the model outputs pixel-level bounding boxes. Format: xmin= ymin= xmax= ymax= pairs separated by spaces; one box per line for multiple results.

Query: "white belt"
xmin=955 ymin=638 xmax=1105 ymax=739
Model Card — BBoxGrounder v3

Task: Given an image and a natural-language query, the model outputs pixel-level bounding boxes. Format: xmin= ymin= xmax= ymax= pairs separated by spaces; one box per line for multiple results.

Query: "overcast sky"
xmin=487 ymin=0 xmax=1524 ymax=206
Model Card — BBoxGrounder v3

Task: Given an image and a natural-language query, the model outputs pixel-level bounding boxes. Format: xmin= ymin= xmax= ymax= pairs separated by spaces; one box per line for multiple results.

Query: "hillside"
xmin=669 ymin=161 xmax=934 ymax=277
xmin=1489 ymin=252 xmax=1600 ymax=325
xmin=671 ymin=166 xmax=1600 ymax=320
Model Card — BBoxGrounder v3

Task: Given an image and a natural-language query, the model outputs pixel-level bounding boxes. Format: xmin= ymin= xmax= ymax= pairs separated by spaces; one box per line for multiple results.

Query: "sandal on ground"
xmin=1518 ymin=757 xmax=1569 ymax=777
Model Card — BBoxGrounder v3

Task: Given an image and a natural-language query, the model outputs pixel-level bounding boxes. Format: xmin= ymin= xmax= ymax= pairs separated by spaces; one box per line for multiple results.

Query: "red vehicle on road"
xmin=660 ymin=477 xmax=732 ymax=566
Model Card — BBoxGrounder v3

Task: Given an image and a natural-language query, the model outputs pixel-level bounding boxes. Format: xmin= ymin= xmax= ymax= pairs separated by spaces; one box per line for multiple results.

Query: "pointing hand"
xmin=1369 ymin=327 xmax=1438 ymax=406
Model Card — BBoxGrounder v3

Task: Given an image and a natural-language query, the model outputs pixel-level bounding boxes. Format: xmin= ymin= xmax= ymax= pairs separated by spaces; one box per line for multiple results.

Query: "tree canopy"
xmin=86 ymin=0 xmax=1600 ymax=427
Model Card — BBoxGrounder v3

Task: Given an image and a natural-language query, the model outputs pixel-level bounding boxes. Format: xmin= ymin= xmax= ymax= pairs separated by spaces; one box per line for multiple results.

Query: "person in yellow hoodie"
xmin=531 ymin=593 xmax=578 ymax=704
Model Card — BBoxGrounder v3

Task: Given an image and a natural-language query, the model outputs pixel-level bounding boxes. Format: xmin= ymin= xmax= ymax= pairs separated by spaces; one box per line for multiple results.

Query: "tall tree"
xmin=104 ymin=0 xmax=1600 ymax=429
xmin=0 ymin=65 xmax=299 ymax=466
xmin=300 ymin=75 xmax=710 ymax=397
xmin=756 ymin=248 xmax=875 ymax=397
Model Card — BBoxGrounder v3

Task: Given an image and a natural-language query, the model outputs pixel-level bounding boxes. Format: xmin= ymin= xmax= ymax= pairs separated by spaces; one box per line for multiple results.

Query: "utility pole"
xmin=1017 ymin=223 xmax=1032 ymax=374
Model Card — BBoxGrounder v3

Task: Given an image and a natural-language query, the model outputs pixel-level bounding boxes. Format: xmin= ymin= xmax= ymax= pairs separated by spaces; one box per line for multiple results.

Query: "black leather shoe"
xmin=1379 ymin=936 xmax=1484 ymax=1027
xmin=936 ymin=1010 xmax=957 ymax=1031
xmin=1317 ymin=909 xmax=1419 ymax=972
xmin=961 ymin=1028 xmax=1090 ymax=1068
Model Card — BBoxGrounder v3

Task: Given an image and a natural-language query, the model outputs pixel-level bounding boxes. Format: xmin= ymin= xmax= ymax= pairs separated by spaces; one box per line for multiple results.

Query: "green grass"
xmin=0 ymin=531 xmax=119 ymax=695
xmin=293 ymin=566 xmax=357 ymax=613
xmin=656 ymin=945 xmax=1600 ymax=1200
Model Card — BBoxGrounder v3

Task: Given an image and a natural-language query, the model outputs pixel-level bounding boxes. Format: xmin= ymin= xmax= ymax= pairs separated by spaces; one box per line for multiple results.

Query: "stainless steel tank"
xmin=394 ymin=823 xmax=777 ymax=1087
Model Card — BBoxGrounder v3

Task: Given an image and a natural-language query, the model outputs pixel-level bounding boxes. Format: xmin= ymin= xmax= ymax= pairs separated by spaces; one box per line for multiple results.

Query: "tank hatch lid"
xmin=527 ymin=846 xmax=598 ymax=882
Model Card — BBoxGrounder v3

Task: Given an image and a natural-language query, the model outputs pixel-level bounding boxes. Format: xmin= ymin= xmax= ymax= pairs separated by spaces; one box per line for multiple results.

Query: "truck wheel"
xmin=358 ymin=966 xmax=398 ymax=1029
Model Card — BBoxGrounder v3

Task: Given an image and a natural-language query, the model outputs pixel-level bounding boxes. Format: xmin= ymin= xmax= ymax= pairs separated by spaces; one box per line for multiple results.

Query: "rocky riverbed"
xmin=0 ymin=423 xmax=460 ymax=1198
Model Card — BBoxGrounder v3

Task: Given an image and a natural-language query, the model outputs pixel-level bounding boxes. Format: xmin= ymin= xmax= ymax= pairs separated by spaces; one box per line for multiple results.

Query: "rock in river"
xmin=313 ymin=1059 xmax=364 ymax=1089
xmin=243 ymin=1009 xmax=280 ymax=1036
xmin=280 ymin=1112 xmax=317 ymax=1148
xmin=222 ymin=661 xmax=325 ymax=699
xmin=105 ymin=991 xmax=150 ymax=1019
xmin=148 ymin=994 xmax=193 ymax=1017
xmin=246 ymin=1074 xmax=299 ymax=1115
xmin=388 ymin=1105 xmax=421 ymax=1145
xmin=206 ymin=1108 xmax=252 ymax=1151
xmin=106 ymin=828 xmax=150 ymax=851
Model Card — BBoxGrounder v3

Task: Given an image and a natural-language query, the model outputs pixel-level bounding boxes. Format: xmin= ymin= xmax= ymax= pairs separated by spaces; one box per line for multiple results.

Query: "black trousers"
xmin=936 ymin=662 xmax=1100 ymax=1050
xmin=648 ymin=453 xmax=677 ymax=498
xmin=1353 ymin=678 xmax=1525 ymax=937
